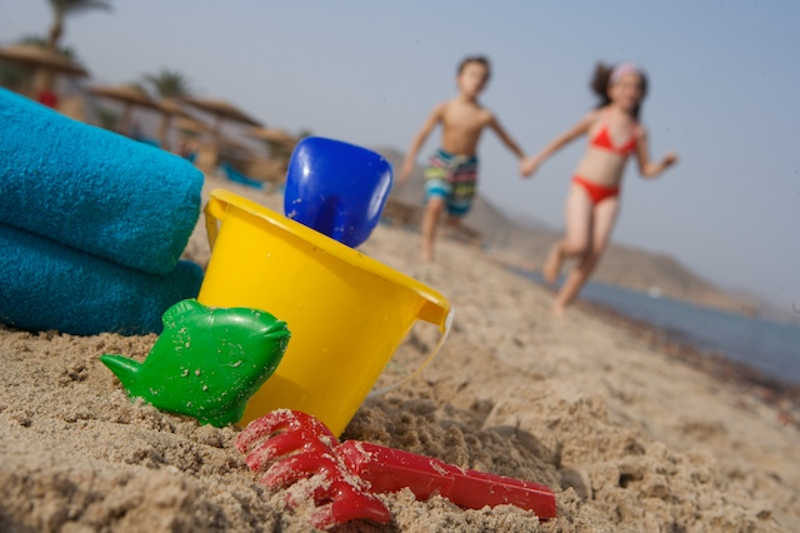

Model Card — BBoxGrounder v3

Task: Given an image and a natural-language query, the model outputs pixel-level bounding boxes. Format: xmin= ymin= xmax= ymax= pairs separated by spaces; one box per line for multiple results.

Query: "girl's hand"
xmin=662 ymin=152 xmax=679 ymax=168
xmin=520 ymin=156 xmax=540 ymax=178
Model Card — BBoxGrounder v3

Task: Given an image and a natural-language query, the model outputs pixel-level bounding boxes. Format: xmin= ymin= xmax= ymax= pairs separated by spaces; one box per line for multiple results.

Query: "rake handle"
xmin=336 ymin=440 xmax=556 ymax=519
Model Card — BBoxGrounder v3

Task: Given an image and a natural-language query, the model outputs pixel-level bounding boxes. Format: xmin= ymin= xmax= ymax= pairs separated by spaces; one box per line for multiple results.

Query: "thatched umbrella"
xmin=247 ymin=127 xmax=297 ymax=165
xmin=0 ymin=43 xmax=88 ymax=76
xmin=0 ymin=43 xmax=88 ymax=106
xmin=89 ymin=84 xmax=160 ymax=137
xmin=180 ymin=97 xmax=262 ymax=171
xmin=181 ymin=97 xmax=262 ymax=134
xmin=156 ymin=97 xmax=192 ymax=151
xmin=175 ymin=116 xmax=209 ymax=136
xmin=247 ymin=127 xmax=296 ymax=145
xmin=171 ymin=116 xmax=209 ymax=160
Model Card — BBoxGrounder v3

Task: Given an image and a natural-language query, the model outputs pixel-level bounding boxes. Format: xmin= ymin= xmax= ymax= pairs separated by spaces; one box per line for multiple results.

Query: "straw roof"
xmin=218 ymin=135 xmax=254 ymax=153
xmin=0 ymin=44 xmax=88 ymax=76
xmin=181 ymin=97 xmax=262 ymax=127
xmin=174 ymin=116 xmax=210 ymax=134
xmin=89 ymin=84 xmax=160 ymax=110
xmin=247 ymin=127 xmax=297 ymax=145
xmin=158 ymin=97 xmax=192 ymax=118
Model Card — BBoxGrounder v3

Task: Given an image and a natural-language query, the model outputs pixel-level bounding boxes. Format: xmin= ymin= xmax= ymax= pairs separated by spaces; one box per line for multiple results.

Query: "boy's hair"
xmin=590 ymin=62 xmax=648 ymax=120
xmin=457 ymin=55 xmax=491 ymax=81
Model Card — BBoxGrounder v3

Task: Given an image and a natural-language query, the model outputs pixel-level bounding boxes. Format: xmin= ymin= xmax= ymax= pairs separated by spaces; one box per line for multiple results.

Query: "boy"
xmin=398 ymin=55 xmax=526 ymax=261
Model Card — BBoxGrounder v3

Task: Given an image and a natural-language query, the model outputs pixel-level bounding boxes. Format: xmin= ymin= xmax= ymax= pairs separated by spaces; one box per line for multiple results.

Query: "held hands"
xmin=520 ymin=155 xmax=541 ymax=178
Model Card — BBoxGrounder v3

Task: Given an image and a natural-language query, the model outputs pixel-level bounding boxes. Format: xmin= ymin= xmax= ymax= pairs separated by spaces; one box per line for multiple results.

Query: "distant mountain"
xmin=376 ymin=146 xmax=758 ymax=315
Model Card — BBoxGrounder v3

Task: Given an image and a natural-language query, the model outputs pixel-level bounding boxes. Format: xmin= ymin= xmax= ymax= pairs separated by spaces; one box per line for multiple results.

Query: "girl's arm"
xmin=635 ymin=128 xmax=678 ymax=178
xmin=521 ymin=111 xmax=597 ymax=177
xmin=398 ymin=103 xmax=445 ymax=183
xmin=488 ymin=114 xmax=525 ymax=159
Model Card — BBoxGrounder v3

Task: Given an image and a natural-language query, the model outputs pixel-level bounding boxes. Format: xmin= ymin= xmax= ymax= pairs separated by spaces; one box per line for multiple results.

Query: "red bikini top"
xmin=590 ymin=125 xmax=637 ymax=156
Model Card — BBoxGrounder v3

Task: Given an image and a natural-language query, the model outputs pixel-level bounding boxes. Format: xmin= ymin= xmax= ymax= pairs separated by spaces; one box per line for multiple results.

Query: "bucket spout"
xmin=418 ymin=298 xmax=451 ymax=333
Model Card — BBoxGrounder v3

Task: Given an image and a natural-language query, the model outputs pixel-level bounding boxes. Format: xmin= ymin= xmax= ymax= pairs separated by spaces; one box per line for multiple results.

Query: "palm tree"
xmin=144 ymin=69 xmax=190 ymax=99
xmin=144 ymin=69 xmax=191 ymax=151
xmin=47 ymin=0 xmax=112 ymax=49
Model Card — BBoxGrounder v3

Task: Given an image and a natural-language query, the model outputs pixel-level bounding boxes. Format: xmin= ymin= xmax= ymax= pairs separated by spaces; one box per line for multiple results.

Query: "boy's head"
xmin=456 ymin=55 xmax=491 ymax=98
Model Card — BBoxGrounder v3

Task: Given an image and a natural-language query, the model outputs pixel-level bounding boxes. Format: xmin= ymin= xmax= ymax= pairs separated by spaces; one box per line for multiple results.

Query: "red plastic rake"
xmin=236 ymin=409 xmax=556 ymax=529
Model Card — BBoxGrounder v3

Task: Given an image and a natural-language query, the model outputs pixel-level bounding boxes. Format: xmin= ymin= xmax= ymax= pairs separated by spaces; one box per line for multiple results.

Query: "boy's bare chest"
xmin=442 ymin=107 xmax=488 ymax=133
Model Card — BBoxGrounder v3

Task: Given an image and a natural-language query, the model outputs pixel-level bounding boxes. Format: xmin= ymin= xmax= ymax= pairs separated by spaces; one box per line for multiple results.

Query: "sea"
xmin=511 ymin=269 xmax=800 ymax=385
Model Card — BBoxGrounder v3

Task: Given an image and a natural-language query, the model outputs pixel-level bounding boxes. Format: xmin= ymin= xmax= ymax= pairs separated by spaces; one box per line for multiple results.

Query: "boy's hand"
xmin=397 ymin=159 xmax=414 ymax=184
xmin=520 ymin=156 xmax=540 ymax=178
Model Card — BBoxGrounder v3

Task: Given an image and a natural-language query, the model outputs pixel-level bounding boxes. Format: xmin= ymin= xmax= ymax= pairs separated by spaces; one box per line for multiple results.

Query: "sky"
xmin=1 ymin=0 xmax=798 ymax=311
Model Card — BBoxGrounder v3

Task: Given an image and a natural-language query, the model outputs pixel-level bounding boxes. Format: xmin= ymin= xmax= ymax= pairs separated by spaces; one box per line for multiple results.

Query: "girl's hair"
xmin=590 ymin=62 xmax=648 ymax=120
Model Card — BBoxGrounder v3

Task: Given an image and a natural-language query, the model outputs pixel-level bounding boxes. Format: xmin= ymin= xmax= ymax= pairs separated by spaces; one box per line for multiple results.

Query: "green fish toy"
xmin=100 ymin=299 xmax=290 ymax=427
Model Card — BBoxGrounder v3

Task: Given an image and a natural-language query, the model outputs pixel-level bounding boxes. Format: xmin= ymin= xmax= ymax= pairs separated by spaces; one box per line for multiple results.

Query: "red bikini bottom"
xmin=572 ymin=175 xmax=620 ymax=205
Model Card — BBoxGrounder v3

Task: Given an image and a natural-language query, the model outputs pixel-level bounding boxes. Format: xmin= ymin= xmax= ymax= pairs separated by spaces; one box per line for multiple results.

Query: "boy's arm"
xmin=521 ymin=111 xmax=597 ymax=177
xmin=488 ymin=114 xmax=525 ymax=159
xmin=635 ymin=128 xmax=678 ymax=178
xmin=398 ymin=103 xmax=445 ymax=183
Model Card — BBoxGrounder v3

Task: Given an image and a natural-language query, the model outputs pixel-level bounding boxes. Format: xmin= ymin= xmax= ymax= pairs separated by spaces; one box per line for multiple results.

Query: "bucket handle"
xmin=368 ymin=308 xmax=454 ymax=398
xmin=204 ymin=195 xmax=227 ymax=249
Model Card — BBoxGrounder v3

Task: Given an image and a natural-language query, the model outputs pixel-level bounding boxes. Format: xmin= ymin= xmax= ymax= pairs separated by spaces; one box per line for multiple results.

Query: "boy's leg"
xmin=544 ymin=183 xmax=593 ymax=284
xmin=421 ymin=196 xmax=446 ymax=261
xmin=554 ymin=197 xmax=619 ymax=314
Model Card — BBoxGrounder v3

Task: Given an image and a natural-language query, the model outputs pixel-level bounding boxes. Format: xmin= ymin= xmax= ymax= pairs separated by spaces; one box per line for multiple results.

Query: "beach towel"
xmin=0 ymin=224 xmax=204 ymax=336
xmin=0 ymin=88 xmax=203 ymax=275
xmin=222 ymin=161 xmax=264 ymax=189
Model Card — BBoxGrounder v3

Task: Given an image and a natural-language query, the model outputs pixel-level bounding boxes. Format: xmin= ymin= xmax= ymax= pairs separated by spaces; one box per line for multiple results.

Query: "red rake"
xmin=235 ymin=409 xmax=391 ymax=529
xmin=236 ymin=409 xmax=556 ymax=529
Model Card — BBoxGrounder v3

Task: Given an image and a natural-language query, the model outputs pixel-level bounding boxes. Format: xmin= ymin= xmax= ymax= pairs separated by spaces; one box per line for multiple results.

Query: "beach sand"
xmin=1 ymin=176 xmax=797 ymax=531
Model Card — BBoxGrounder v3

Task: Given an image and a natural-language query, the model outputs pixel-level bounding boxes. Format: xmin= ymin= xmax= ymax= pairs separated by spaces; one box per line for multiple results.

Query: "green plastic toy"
xmin=100 ymin=299 xmax=290 ymax=427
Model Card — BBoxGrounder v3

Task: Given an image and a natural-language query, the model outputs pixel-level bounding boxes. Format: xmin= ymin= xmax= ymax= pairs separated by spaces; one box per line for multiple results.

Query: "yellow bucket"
xmin=198 ymin=189 xmax=451 ymax=436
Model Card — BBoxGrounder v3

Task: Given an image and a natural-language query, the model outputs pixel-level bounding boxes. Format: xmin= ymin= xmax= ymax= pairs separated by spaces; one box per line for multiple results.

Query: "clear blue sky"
xmin=2 ymin=0 xmax=798 ymax=310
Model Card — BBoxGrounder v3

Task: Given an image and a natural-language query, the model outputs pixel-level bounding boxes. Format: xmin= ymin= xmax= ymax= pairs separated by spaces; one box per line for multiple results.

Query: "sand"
xmin=1 ymin=176 xmax=797 ymax=532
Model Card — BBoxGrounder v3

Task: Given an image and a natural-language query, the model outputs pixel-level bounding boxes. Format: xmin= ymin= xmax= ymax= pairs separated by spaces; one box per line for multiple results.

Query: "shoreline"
xmin=488 ymin=250 xmax=764 ymax=319
xmin=497 ymin=262 xmax=800 ymax=419
xmin=574 ymin=295 xmax=800 ymax=414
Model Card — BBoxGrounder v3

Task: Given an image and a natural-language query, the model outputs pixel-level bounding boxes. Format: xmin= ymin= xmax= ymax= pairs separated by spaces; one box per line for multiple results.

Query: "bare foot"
xmin=421 ymin=244 xmax=434 ymax=263
xmin=543 ymin=244 xmax=562 ymax=284
xmin=552 ymin=301 xmax=566 ymax=318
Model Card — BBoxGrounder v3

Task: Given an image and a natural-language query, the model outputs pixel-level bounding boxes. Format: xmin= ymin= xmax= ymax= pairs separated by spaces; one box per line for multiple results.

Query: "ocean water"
xmin=512 ymin=269 xmax=800 ymax=384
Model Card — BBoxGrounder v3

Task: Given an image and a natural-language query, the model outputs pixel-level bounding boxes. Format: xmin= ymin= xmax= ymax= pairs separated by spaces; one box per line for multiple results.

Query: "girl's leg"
xmin=543 ymin=183 xmax=593 ymax=283
xmin=554 ymin=197 xmax=620 ymax=314
xmin=421 ymin=196 xmax=446 ymax=261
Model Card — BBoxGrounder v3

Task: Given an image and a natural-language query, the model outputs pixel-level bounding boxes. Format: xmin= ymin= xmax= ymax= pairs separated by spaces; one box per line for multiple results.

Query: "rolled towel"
xmin=0 ymin=224 xmax=204 ymax=335
xmin=0 ymin=88 xmax=203 ymax=275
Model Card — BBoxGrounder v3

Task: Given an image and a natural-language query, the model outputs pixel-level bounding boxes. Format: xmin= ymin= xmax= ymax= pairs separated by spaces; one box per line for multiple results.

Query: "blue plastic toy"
xmin=284 ymin=137 xmax=393 ymax=248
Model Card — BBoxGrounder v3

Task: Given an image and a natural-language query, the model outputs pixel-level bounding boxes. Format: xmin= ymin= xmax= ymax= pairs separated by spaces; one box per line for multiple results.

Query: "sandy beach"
xmin=1 ymin=176 xmax=797 ymax=532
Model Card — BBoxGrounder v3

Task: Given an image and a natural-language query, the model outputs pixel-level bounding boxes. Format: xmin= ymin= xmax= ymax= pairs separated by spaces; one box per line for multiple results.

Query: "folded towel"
xmin=0 ymin=88 xmax=203 ymax=275
xmin=0 ymin=224 xmax=204 ymax=335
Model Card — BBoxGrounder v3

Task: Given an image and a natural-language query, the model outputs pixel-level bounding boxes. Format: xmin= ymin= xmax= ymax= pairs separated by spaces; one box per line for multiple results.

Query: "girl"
xmin=521 ymin=62 xmax=678 ymax=315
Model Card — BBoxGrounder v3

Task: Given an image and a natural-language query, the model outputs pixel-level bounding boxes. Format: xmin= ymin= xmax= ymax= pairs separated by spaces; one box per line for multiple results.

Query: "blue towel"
xmin=0 ymin=88 xmax=203 ymax=275
xmin=0 ymin=224 xmax=204 ymax=335
xmin=222 ymin=161 xmax=264 ymax=189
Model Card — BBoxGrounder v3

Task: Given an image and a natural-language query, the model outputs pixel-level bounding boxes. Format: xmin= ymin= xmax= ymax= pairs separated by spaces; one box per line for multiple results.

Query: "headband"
xmin=610 ymin=62 xmax=640 ymax=84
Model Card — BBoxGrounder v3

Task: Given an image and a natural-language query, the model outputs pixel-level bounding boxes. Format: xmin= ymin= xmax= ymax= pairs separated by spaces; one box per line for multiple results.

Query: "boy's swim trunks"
xmin=424 ymin=148 xmax=478 ymax=217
